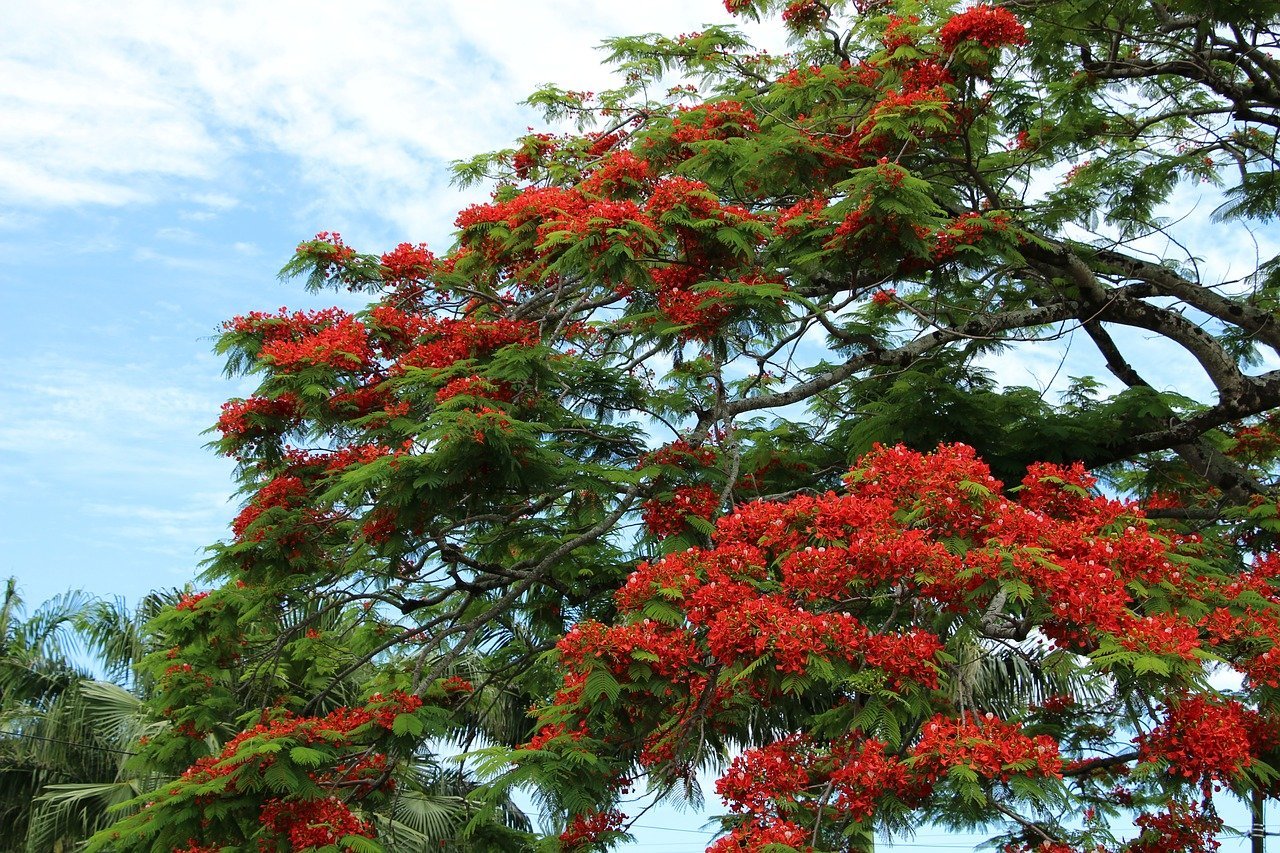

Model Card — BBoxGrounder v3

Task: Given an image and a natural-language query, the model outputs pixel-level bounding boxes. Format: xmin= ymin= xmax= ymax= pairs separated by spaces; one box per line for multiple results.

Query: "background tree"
xmin=86 ymin=0 xmax=1280 ymax=850
xmin=0 ymin=582 xmax=165 ymax=852
xmin=0 ymin=580 xmax=531 ymax=853
xmin=0 ymin=579 xmax=96 ymax=846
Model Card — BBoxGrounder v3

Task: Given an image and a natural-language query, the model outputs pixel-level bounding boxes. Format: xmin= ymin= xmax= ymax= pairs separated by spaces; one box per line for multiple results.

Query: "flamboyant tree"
xmin=88 ymin=0 xmax=1280 ymax=850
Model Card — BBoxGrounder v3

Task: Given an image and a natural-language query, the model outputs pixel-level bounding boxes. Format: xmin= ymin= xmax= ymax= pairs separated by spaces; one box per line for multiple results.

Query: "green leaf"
xmin=1132 ymin=655 xmax=1170 ymax=676
xmin=263 ymin=761 xmax=303 ymax=793
xmin=583 ymin=667 xmax=621 ymax=703
xmin=288 ymin=746 xmax=327 ymax=767
xmin=340 ymin=835 xmax=385 ymax=853
xmin=392 ymin=713 xmax=425 ymax=737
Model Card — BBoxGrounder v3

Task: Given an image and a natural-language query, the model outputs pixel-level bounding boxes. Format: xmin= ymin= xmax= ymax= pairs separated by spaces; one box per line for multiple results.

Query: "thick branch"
xmin=1089 ymin=247 xmax=1280 ymax=355
xmin=1085 ymin=321 xmax=1266 ymax=501
xmin=720 ymin=302 xmax=1080 ymax=420
xmin=1101 ymin=370 xmax=1280 ymax=459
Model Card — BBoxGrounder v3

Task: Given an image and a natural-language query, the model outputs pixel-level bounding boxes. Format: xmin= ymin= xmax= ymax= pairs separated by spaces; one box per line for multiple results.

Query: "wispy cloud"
xmin=0 ymin=355 xmax=225 ymax=481
xmin=84 ymin=492 xmax=236 ymax=561
xmin=0 ymin=353 xmax=238 ymax=599
xmin=3 ymin=2 xmax=785 ymax=239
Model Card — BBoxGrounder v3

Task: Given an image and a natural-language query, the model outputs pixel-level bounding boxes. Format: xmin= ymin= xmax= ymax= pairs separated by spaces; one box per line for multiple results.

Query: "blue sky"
xmin=0 ymin=1 xmax=786 ymax=609
xmin=0 ymin=3 xmax=788 ymax=848
xmin=1 ymin=3 xmax=1275 ymax=849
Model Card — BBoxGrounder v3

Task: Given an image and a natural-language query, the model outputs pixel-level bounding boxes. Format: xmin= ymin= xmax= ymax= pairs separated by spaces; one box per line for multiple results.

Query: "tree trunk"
xmin=1253 ymin=789 xmax=1265 ymax=853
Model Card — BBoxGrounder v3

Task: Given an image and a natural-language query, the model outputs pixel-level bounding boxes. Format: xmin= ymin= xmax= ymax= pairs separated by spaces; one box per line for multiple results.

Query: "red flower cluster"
xmin=707 ymin=819 xmax=814 ymax=853
xmin=366 ymin=690 xmax=424 ymax=728
xmin=938 ymin=5 xmax=1028 ymax=52
xmin=669 ymin=101 xmax=760 ymax=146
xmin=902 ymin=59 xmax=955 ymax=90
xmin=511 ymin=132 xmax=559 ymax=179
xmin=831 ymin=205 xmax=870 ymax=242
xmin=1137 ymin=695 xmax=1259 ymax=782
xmin=868 ymin=85 xmax=952 ymax=125
xmin=441 ymin=675 xmax=474 ymax=694
xmin=542 ymin=198 xmax=658 ymax=255
xmin=641 ymin=484 xmax=720 ymax=538
xmin=162 ymin=662 xmax=213 ymax=690
xmin=656 ymin=285 xmax=731 ymax=340
xmin=379 ymin=241 xmax=435 ymax=283
xmin=579 ymin=150 xmax=652 ymax=196
xmin=1120 ymin=613 xmax=1201 ymax=659
xmin=259 ymin=796 xmax=373 ymax=852
xmin=152 ymin=690 xmax=426 ymax=850
xmin=525 ymin=719 xmax=590 ymax=752
xmin=911 ymin=713 xmax=1062 ymax=782
xmin=396 ymin=317 xmax=538 ymax=372
xmin=366 ymin=304 xmax=428 ymax=352
xmin=558 ymin=809 xmax=624 ymax=850
xmin=1229 ymin=422 xmax=1280 ymax=459
xmin=259 ymin=315 xmax=373 ymax=372
xmin=217 ymin=394 xmax=299 ymax=438
xmin=647 ymin=176 xmax=745 ymax=223
xmin=781 ymin=0 xmax=823 ymax=31
xmin=225 ymin=307 xmax=349 ymax=341
xmin=930 ymin=212 xmax=990 ymax=261
xmin=299 ymin=231 xmax=355 ymax=264
xmin=557 ymin=618 xmax=700 ymax=681
xmin=231 ymin=474 xmax=309 ymax=541
xmin=359 ymin=508 xmax=398 ymax=545
xmin=638 ymin=438 xmax=718 ymax=470
xmin=829 ymin=737 xmax=917 ymax=818
xmin=773 ymin=195 xmax=829 ymax=238
xmin=717 ymin=734 xmax=815 ymax=814
xmin=1201 ymin=605 xmax=1280 ymax=688
xmin=175 ymin=591 xmax=209 ymax=611
xmin=705 ymin=593 xmax=848 ymax=673
xmin=434 ymin=375 xmax=514 ymax=405
xmin=318 ymin=443 xmax=393 ymax=472
xmin=882 ymin=14 xmax=921 ymax=51
xmin=1127 ymin=799 xmax=1224 ymax=853
xmin=455 ymin=183 xmax=655 ymax=279
xmin=525 ymin=439 xmax=1280 ymax=846
xmin=716 ymin=732 xmax=918 ymax=825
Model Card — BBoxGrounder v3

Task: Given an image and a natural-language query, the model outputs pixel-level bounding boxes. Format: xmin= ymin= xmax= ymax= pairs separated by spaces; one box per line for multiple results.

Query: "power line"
xmin=630 ymin=823 xmax=715 ymax=835
xmin=3 ymin=730 xmax=136 ymax=756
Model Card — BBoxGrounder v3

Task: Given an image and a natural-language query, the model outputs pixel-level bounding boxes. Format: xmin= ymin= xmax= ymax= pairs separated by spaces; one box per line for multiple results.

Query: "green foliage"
xmin=67 ymin=0 xmax=1280 ymax=850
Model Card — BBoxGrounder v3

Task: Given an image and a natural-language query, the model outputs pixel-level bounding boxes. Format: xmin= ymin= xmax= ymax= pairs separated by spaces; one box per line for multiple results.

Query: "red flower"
xmin=260 ymin=797 xmax=374 ymax=850
xmin=641 ymin=484 xmax=720 ymax=538
xmin=939 ymin=5 xmax=1027 ymax=52
xmin=782 ymin=0 xmax=823 ymax=31
xmin=911 ymin=712 xmax=1062 ymax=782
xmin=558 ymin=809 xmax=625 ymax=850
xmin=1136 ymin=695 xmax=1259 ymax=782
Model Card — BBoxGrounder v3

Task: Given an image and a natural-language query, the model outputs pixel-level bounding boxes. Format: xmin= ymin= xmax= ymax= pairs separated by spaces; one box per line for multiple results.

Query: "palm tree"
xmin=0 ymin=582 xmax=171 ymax=853
xmin=20 ymin=680 xmax=165 ymax=853
xmin=0 ymin=579 xmax=102 ymax=849
xmin=2 ymin=579 xmax=536 ymax=852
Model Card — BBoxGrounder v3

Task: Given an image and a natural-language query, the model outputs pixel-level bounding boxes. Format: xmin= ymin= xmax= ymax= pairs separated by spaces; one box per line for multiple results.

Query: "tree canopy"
xmin=77 ymin=0 xmax=1280 ymax=851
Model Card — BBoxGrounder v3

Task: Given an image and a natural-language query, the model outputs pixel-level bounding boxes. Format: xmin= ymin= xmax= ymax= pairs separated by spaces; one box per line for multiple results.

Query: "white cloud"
xmin=3 ymin=1 xmax=785 ymax=238
xmin=0 ymin=155 xmax=151 ymax=207
xmin=188 ymin=192 xmax=239 ymax=211
xmin=155 ymin=226 xmax=195 ymax=241
xmin=84 ymin=492 xmax=237 ymax=558
xmin=131 ymin=246 xmax=214 ymax=270
xmin=0 ymin=356 xmax=222 ymax=479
